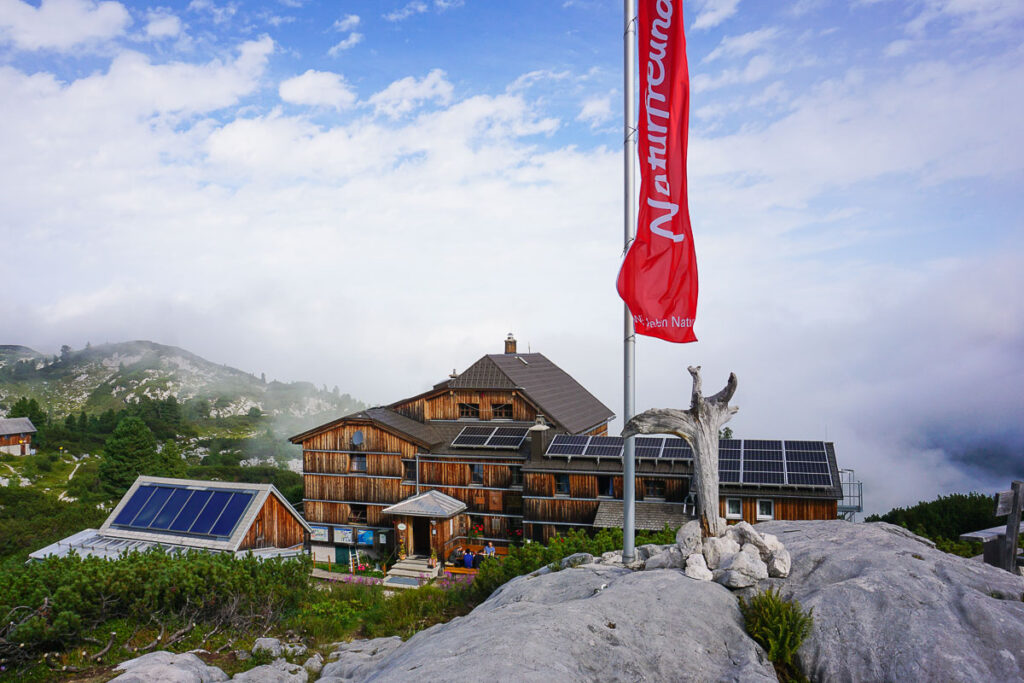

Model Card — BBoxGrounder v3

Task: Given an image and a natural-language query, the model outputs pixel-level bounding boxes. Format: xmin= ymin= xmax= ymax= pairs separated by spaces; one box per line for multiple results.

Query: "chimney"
xmin=529 ymin=415 xmax=551 ymax=461
xmin=505 ymin=333 xmax=517 ymax=354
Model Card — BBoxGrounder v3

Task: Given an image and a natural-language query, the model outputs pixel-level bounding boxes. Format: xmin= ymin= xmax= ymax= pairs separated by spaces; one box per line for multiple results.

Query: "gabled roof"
xmin=97 ymin=476 xmax=311 ymax=552
xmin=382 ymin=490 xmax=467 ymax=518
xmin=0 ymin=417 xmax=36 ymax=436
xmin=289 ymin=407 xmax=441 ymax=447
xmin=450 ymin=353 xmax=614 ymax=434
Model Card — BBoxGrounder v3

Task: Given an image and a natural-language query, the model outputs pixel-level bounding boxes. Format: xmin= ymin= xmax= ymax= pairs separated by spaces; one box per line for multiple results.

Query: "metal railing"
xmin=838 ymin=468 xmax=864 ymax=521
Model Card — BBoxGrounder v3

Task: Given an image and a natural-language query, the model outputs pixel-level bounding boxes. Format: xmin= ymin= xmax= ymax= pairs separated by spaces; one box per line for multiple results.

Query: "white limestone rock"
xmin=598 ymin=550 xmax=623 ymax=565
xmin=731 ymin=522 xmax=771 ymax=560
xmin=282 ymin=643 xmax=307 ymax=658
xmin=252 ymin=637 xmax=282 ymax=658
xmin=636 ymin=543 xmax=665 ymax=561
xmin=702 ymin=535 xmax=740 ymax=570
xmin=111 ymin=651 xmax=228 ymax=682
xmin=561 ymin=552 xmax=595 ymax=569
xmin=715 ymin=546 xmax=768 ymax=589
xmin=320 ymin=636 xmax=403 ymax=681
xmin=684 ymin=553 xmax=713 ymax=581
xmin=232 ymin=658 xmax=307 ymax=682
xmin=350 ymin=565 xmax=777 ymax=681
xmin=767 ymin=547 xmax=791 ymax=578
xmin=756 ymin=519 xmax=1024 ymax=682
xmin=675 ymin=519 xmax=703 ymax=556
xmin=302 ymin=653 xmax=323 ymax=676
xmin=645 ymin=545 xmax=686 ymax=570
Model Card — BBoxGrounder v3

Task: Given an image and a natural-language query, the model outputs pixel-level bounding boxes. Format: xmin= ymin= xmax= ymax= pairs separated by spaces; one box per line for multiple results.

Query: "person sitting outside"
xmin=463 ymin=550 xmax=475 ymax=569
xmin=483 ymin=541 xmax=496 ymax=558
xmin=448 ymin=546 xmax=464 ymax=566
xmin=472 ymin=550 xmax=483 ymax=569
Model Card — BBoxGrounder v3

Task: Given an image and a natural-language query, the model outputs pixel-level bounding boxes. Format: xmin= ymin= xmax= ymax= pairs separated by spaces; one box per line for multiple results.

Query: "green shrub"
xmin=739 ymin=587 xmax=813 ymax=680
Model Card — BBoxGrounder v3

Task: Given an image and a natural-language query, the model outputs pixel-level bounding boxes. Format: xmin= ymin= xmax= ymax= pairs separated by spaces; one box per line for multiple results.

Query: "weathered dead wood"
xmin=622 ymin=365 xmax=737 ymax=537
xmin=91 ymin=632 xmax=116 ymax=661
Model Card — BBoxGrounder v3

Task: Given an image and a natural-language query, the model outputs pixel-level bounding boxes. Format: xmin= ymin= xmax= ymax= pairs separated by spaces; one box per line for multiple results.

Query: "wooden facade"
xmin=719 ymin=496 xmax=838 ymax=526
xmin=293 ymin=338 xmax=842 ymax=553
xmin=239 ymin=491 xmax=308 ymax=550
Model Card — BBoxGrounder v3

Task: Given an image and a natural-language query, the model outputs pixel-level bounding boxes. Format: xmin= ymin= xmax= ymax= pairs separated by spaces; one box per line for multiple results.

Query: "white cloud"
xmin=691 ymin=54 xmax=776 ymax=92
xmin=384 ymin=1 xmax=427 ymax=22
xmin=333 ymin=14 xmax=359 ymax=32
xmin=434 ymin=0 xmax=464 ymax=9
xmin=506 ymin=69 xmax=572 ymax=92
xmin=279 ymin=69 xmax=357 ymax=110
xmin=692 ymin=0 xmax=741 ymax=31
xmin=908 ymin=0 xmax=1024 ymax=36
xmin=145 ymin=11 xmax=182 ymax=40
xmin=0 ymin=0 xmax=131 ymax=51
xmin=703 ymin=27 xmax=779 ymax=62
xmin=884 ymin=39 xmax=913 ymax=57
xmin=577 ymin=90 xmax=615 ymax=127
xmin=187 ymin=0 xmax=237 ymax=24
xmin=367 ymin=69 xmax=454 ymax=119
xmin=328 ymin=32 xmax=363 ymax=55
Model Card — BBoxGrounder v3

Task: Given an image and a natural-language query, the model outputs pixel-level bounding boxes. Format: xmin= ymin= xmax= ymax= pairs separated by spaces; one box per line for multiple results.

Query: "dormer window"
xmin=458 ymin=402 xmax=480 ymax=419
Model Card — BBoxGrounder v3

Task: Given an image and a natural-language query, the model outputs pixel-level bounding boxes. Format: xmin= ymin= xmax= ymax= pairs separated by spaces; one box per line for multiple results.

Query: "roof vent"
xmin=505 ymin=333 xmax=517 ymax=354
xmin=449 ymin=368 xmax=458 ymax=378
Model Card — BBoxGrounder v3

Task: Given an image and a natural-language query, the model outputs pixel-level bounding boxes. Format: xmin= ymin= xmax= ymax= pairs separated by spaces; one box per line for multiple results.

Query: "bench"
xmin=444 ymin=566 xmax=477 ymax=576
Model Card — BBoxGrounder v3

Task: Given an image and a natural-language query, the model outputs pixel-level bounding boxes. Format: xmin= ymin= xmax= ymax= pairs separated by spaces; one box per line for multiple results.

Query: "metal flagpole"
xmin=622 ymin=0 xmax=637 ymax=563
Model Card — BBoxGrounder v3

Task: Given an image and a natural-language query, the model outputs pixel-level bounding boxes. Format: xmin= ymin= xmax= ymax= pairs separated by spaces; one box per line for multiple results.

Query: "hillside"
xmin=0 ymin=341 xmax=364 ymax=435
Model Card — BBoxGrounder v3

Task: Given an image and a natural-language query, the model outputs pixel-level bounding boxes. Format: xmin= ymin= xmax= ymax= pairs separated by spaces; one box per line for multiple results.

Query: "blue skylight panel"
xmin=188 ymin=490 xmax=233 ymax=535
xmin=208 ymin=491 xmax=255 ymax=537
xmin=130 ymin=486 xmax=174 ymax=527
xmin=113 ymin=485 xmax=156 ymax=525
xmin=149 ymin=488 xmax=195 ymax=530
xmin=169 ymin=489 xmax=213 ymax=532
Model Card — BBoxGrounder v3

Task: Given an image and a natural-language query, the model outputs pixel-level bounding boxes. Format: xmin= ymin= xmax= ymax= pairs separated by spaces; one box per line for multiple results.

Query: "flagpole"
xmin=622 ymin=0 xmax=637 ymax=563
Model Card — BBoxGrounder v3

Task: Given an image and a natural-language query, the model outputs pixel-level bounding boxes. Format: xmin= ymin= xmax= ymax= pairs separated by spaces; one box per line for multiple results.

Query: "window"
xmin=756 ymin=499 xmax=774 ymax=521
xmin=470 ymin=463 xmax=484 ymax=485
xmin=492 ymin=403 xmax=513 ymax=419
xmin=509 ymin=466 xmax=523 ymax=487
xmin=644 ymin=479 xmax=666 ymax=499
xmin=725 ymin=498 xmax=742 ymax=520
xmin=555 ymin=474 xmax=570 ymax=495
xmin=349 ymin=454 xmax=367 ymax=473
xmin=403 ymin=460 xmax=416 ymax=482
xmin=458 ymin=402 xmax=480 ymax=419
xmin=349 ymin=504 xmax=367 ymax=523
xmin=597 ymin=475 xmax=615 ymax=498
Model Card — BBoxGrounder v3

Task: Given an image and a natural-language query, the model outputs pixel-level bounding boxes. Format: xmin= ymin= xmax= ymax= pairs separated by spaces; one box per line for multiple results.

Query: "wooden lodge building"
xmin=291 ymin=336 xmax=843 ymax=562
xmin=0 ymin=416 xmax=36 ymax=456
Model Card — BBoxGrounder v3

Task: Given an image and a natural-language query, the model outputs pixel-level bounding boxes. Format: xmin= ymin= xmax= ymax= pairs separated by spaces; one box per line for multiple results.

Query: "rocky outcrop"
xmin=233 ymin=658 xmax=307 ymax=682
xmin=110 ymin=651 xmax=228 ymax=682
xmin=321 ymin=521 xmax=1024 ymax=682
xmin=340 ymin=564 xmax=776 ymax=681
xmin=755 ymin=520 xmax=1024 ymax=682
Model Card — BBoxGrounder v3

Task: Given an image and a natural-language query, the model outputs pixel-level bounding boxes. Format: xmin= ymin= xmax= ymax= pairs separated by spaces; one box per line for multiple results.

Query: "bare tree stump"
xmin=622 ymin=366 xmax=737 ymax=538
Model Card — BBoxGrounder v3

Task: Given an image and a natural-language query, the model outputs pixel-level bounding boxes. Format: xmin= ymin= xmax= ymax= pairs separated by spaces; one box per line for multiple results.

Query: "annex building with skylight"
xmin=30 ymin=476 xmax=311 ymax=562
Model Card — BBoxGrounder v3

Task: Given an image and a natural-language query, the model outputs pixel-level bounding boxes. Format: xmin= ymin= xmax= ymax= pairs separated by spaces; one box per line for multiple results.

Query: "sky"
xmin=2 ymin=0 xmax=1022 ymax=515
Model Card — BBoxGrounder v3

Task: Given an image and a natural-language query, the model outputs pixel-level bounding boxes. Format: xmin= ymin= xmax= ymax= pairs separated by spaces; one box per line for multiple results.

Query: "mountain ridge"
xmin=0 ymin=340 xmax=364 ymax=433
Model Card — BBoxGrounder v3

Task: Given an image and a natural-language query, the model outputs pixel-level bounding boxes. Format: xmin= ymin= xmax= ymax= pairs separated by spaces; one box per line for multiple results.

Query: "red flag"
xmin=616 ymin=0 xmax=697 ymax=343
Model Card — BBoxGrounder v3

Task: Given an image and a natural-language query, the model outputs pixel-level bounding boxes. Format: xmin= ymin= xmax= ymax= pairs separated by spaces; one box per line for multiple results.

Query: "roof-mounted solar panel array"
xmin=112 ymin=484 xmax=256 ymax=538
xmin=546 ymin=434 xmax=693 ymax=460
xmin=542 ymin=435 xmax=834 ymax=488
xmin=451 ymin=426 xmax=529 ymax=450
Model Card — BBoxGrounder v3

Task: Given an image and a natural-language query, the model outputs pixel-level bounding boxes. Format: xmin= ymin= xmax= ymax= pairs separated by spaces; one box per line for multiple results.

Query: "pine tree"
xmin=98 ymin=417 xmax=159 ymax=495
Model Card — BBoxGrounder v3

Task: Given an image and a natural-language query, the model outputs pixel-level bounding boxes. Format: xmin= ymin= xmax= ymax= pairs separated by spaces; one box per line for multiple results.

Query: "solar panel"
xmin=636 ymin=437 xmax=664 ymax=458
xmin=785 ymin=440 xmax=826 ymax=452
xmin=742 ymin=449 xmax=782 ymax=462
xmin=745 ymin=440 xmax=782 ymax=450
xmin=788 ymin=473 xmax=833 ymax=486
xmin=584 ymin=436 xmax=623 ymax=457
xmin=486 ymin=427 xmax=528 ymax=449
xmin=744 ymin=460 xmax=783 ymax=473
xmin=451 ymin=426 xmax=494 ymax=447
xmin=132 ymin=487 xmax=174 ymax=527
xmin=114 ymin=485 xmax=156 ymax=525
xmin=188 ymin=490 xmax=233 ymax=535
xmin=787 ymin=460 xmax=830 ymax=474
xmin=208 ymin=492 xmax=255 ymax=536
xmin=720 ymin=470 xmax=741 ymax=483
xmin=744 ymin=472 xmax=785 ymax=484
xmin=546 ymin=435 xmax=588 ymax=456
xmin=150 ymin=488 xmax=194 ymax=530
xmin=719 ymin=439 xmax=742 ymax=449
xmin=169 ymin=490 xmax=213 ymax=532
xmin=662 ymin=439 xmax=692 ymax=459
